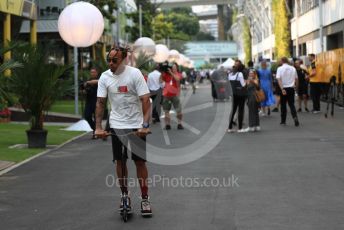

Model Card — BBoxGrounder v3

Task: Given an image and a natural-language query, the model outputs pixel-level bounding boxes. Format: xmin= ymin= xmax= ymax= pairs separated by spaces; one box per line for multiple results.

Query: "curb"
xmin=0 ymin=132 xmax=90 ymax=177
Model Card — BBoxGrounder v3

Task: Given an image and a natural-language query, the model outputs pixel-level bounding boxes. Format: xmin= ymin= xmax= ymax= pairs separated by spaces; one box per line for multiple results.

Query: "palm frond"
xmin=0 ymin=60 xmax=23 ymax=73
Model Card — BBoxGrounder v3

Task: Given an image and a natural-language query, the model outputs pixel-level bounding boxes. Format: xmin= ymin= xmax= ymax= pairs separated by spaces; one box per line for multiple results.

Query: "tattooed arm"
xmin=95 ymin=97 xmax=107 ymax=136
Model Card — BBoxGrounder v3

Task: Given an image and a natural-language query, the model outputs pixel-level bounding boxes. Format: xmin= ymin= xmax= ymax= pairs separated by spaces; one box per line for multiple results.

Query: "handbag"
xmin=254 ymin=88 xmax=266 ymax=103
xmin=230 ymin=73 xmax=247 ymax=96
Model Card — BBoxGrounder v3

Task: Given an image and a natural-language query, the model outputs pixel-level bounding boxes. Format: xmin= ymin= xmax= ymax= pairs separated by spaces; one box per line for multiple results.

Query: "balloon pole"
xmin=74 ymin=46 xmax=79 ymax=115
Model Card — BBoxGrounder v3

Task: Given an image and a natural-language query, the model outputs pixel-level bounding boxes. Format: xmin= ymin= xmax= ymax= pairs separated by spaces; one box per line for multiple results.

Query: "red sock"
xmin=141 ymin=185 xmax=148 ymax=199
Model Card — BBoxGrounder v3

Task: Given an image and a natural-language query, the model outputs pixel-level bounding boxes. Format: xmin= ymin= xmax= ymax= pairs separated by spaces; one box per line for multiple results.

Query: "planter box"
xmin=26 ymin=129 xmax=48 ymax=148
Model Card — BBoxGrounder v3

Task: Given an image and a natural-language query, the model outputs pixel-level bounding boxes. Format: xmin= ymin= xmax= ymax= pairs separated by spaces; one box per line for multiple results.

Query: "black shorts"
xmin=298 ymin=83 xmax=309 ymax=97
xmin=275 ymin=86 xmax=282 ymax=96
xmin=110 ymin=129 xmax=146 ymax=162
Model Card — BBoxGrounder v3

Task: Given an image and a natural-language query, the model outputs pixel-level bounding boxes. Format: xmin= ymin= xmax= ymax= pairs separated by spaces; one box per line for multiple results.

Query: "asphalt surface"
xmin=1 ymin=82 xmax=344 ymax=230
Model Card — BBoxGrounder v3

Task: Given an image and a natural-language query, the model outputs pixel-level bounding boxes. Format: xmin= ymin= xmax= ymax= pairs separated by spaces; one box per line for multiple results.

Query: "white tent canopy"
xmin=218 ymin=58 xmax=235 ymax=69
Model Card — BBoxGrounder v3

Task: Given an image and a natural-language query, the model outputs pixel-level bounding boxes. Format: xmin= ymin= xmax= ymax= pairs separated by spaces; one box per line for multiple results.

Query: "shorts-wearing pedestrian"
xmin=162 ymin=96 xmax=182 ymax=113
xmin=298 ymin=83 xmax=309 ymax=97
xmin=110 ymin=129 xmax=146 ymax=162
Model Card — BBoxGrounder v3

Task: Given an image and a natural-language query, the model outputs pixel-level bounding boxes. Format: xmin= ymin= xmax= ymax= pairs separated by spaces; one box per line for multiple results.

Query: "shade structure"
xmin=58 ymin=1 xmax=104 ymax=47
xmin=219 ymin=58 xmax=235 ymax=69
xmin=133 ymin=37 xmax=156 ymax=57
xmin=153 ymin=44 xmax=169 ymax=63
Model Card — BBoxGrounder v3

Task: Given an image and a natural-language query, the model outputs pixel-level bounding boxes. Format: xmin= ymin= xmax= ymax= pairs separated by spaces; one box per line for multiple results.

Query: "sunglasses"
xmin=107 ymin=57 xmax=119 ymax=63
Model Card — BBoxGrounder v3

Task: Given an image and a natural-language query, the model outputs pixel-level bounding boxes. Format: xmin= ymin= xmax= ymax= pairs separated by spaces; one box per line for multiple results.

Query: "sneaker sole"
xmin=141 ymin=212 xmax=153 ymax=216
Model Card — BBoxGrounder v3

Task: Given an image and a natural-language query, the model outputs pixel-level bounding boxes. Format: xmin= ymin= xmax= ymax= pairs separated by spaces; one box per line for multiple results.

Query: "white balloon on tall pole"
xmin=168 ymin=49 xmax=180 ymax=62
xmin=153 ymin=44 xmax=169 ymax=63
xmin=58 ymin=1 xmax=104 ymax=115
xmin=133 ymin=37 xmax=156 ymax=57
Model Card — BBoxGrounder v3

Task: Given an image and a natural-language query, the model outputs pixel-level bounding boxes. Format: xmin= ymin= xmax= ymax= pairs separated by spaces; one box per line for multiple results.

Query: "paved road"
xmin=1 ymin=83 xmax=344 ymax=230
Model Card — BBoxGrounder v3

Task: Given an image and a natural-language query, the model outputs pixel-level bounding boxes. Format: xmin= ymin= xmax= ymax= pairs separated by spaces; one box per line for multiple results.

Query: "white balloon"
xmin=58 ymin=1 xmax=104 ymax=47
xmin=168 ymin=49 xmax=180 ymax=62
xmin=177 ymin=54 xmax=186 ymax=66
xmin=153 ymin=44 xmax=169 ymax=63
xmin=133 ymin=37 xmax=156 ymax=57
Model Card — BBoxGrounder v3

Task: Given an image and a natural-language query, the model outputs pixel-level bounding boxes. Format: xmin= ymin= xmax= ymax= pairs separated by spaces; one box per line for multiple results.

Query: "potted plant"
xmin=9 ymin=44 xmax=70 ymax=148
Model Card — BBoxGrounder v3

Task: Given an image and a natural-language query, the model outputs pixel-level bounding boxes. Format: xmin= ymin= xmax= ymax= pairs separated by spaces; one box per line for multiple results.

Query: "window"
xmin=299 ymin=0 xmax=319 ymax=15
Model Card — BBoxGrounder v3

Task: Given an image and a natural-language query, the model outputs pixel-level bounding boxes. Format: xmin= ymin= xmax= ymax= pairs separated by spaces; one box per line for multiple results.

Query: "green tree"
xmin=125 ymin=0 xmax=157 ymax=41
xmin=194 ymin=31 xmax=215 ymax=41
xmin=9 ymin=44 xmax=70 ymax=131
xmin=152 ymin=13 xmax=174 ymax=41
xmin=89 ymin=0 xmax=117 ymax=23
xmin=165 ymin=9 xmax=200 ymax=39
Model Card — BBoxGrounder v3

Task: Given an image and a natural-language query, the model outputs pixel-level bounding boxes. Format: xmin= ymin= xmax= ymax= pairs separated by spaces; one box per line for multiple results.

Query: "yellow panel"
xmin=0 ymin=0 xmax=24 ymax=16
xmin=316 ymin=48 xmax=344 ymax=83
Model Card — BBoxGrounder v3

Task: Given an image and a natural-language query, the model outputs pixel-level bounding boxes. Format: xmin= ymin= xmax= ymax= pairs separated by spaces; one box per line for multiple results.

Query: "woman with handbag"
xmin=243 ymin=70 xmax=261 ymax=132
xmin=228 ymin=65 xmax=247 ymax=133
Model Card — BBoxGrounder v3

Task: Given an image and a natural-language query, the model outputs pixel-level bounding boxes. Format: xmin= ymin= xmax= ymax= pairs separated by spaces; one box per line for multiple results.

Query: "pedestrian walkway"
xmin=1 ymin=84 xmax=344 ymax=229
xmin=0 ymin=161 xmax=15 ymax=171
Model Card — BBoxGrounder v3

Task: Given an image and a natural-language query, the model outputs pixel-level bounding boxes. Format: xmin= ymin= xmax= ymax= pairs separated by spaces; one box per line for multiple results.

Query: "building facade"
xmin=184 ymin=41 xmax=237 ymax=68
xmin=233 ymin=0 xmax=276 ymax=62
xmin=291 ymin=0 xmax=344 ymax=56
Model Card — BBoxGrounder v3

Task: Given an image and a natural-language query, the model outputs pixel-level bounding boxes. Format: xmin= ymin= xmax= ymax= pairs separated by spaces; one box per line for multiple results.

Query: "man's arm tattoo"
xmin=95 ymin=97 xmax=106 ymax=129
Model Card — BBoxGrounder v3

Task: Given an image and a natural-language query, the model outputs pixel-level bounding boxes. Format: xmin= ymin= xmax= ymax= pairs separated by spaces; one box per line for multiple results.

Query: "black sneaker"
xmin=305 ymin=108 xmax=310 ymax=112
xmin=177 ymin=124 xmax=184 ymax=130
xmin=141 ymin=197 xmax=152 ymax=217
xmin=272 ymin=108 xmax=279 ymax=112
xmin=165 ymin=125 xmax=171 ymax=130
xmin=294 ymin=118 xmax=300 ymax=127
xmin=297 ymin=108 xmax=302 ymax=112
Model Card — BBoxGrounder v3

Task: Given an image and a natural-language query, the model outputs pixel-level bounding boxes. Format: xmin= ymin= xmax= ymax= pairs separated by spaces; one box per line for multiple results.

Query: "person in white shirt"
xmin=95 ymin=45 xmax=152 ymax=216
xmin=276 ymin=57 xmax=299 ymax=127
xmin=147 ymin=66 xmax=163 ymax=123
xmin=228 ymin=64 xmax=247 ymax=133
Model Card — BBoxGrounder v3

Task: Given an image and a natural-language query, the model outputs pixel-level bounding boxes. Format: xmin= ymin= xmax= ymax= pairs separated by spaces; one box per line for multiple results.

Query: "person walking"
xmin=95 ymin=45 xmax=152 ymax=216
xmin=147 ymin=65 xmax=163 ymax=123
xmin=188 ymin=68 xmax=197 ymax=94
xmin=83 ymin=67 xmax=99 ymax=139
xmin=276 ymin=57 xmax=300 ymax=127
xmin=243 ymin=70 xmax=260 ymax=132
xmin=308 ymin=54 xmax=322 ymax=113
xmin=257 ymin=60 xmax=275 ymax=116
xmin=228 ymin=64 xmax=246 ymax=133
xmin=294 ymin=59 xmax=309 ymax=112
xmin=160 ymin=63 xmax=184 ymax=130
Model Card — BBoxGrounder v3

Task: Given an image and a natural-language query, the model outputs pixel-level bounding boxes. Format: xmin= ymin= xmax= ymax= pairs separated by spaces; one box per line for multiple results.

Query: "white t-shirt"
xmin=147 ymin=70 xmax=162 ymax=91
xmin=228 ymin=72 xmax=246 ymax=87
xmin=276 ymin=64 xmax=298 ymax=88
xmin=97 ymin=66 xmax=150 ymax=129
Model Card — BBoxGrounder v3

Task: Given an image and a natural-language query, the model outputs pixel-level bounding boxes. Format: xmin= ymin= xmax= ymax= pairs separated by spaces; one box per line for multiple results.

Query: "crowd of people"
xmin=221 ymin=54 xmax=322 ymax=133
xmin=80 ymin=43 xmax=325 ymax=217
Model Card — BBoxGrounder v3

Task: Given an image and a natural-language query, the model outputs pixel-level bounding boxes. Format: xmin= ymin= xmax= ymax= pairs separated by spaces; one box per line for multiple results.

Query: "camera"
xmin=159 ymin=62 xmax=172 ymax=73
